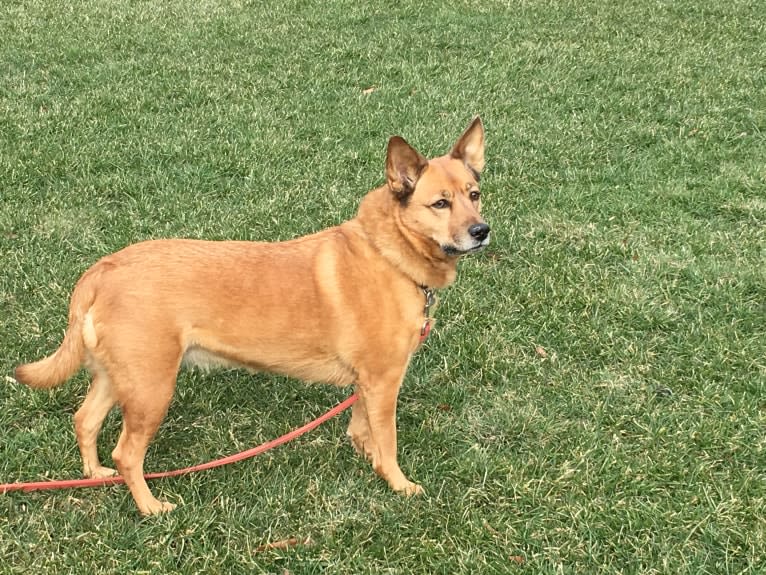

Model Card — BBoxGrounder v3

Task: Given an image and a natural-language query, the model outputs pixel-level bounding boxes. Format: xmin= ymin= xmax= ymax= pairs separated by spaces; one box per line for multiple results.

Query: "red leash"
xmin=1 ymin=393 xmax=358 ymax=494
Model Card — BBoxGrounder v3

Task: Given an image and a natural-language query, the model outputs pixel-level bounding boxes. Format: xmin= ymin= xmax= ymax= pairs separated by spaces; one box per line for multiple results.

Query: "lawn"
xmin=1 ymin=0 xmax=765 ymax=573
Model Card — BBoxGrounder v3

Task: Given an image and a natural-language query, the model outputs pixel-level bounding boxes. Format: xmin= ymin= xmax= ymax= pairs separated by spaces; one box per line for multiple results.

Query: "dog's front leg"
xmin=347 ymin=398 xmax=374 ymax=461
xmin=354 ymin=370 xmax=424 ymax=496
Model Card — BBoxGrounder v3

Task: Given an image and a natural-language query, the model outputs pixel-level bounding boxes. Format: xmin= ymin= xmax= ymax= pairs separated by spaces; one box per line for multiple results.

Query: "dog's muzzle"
xmin=442 ymin=222 xmax=491 ymax=255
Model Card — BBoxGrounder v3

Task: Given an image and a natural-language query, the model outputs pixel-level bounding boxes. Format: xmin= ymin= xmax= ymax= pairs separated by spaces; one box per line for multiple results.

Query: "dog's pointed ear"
xmin=450 ymin=116 xmax=485 ymax=177
xmin=386 ymin=136 xmax=428 ymax=204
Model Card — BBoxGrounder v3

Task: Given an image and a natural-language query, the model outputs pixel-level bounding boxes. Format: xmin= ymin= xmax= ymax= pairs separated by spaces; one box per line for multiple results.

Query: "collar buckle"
xmin=419 ymin=285 xmax=436 ymax=344
xmin=421 ymin=286 xmax=436 ymax=317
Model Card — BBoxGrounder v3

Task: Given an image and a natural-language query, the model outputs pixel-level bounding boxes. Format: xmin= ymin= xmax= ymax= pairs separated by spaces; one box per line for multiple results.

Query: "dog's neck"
xmin=352 ymin=186 xmax=459 ymax=289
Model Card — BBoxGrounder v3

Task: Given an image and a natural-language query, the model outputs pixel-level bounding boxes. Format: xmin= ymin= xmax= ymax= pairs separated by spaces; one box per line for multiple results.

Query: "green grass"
xmin=1 ymin=0 xmax=765 ymax=572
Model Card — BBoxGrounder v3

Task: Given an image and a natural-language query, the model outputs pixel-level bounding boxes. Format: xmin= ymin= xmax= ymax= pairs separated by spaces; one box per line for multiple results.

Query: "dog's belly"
xmin=181 ymin=345 xmax=357 ymax=387
xmin=182 ymin=347 xmax=243 ymax=371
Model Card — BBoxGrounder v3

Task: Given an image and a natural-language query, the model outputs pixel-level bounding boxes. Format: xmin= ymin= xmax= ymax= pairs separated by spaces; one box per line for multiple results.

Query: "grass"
xmin=1 ymin=0 xmax=765 ymax=572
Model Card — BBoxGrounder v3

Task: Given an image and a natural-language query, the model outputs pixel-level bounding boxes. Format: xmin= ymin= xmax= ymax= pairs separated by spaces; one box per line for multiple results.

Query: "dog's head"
xmin=386 ymin=117 xmax=490 ymax=257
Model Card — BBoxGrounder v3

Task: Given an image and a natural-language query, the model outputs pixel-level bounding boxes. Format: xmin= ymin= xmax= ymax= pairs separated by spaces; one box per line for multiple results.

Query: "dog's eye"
xmin=469 ymin=190 xmax=481 ymax=201
xmin=431 ymin=199 xmax=450 ymax=209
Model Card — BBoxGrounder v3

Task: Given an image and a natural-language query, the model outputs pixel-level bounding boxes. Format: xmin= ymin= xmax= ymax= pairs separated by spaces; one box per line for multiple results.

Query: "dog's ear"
xmin=450 ymin=116 xmax=485 ymax=178
xmin=386 ymin=136 xmax=428 ymax=204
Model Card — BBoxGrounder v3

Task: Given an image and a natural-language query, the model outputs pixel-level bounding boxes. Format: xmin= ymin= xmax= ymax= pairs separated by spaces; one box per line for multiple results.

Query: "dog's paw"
xmin=139 ymin=499 xmax=177 ymax=516
xmin=393 ymin=480 xmax=425 ymax=497
xmin=85 ymin=465 xmax=118 ymax=479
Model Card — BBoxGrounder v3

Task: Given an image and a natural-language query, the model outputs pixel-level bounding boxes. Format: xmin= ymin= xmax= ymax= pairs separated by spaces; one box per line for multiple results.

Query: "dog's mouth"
xmin=441 ymin=236 xmax=491 ymax=256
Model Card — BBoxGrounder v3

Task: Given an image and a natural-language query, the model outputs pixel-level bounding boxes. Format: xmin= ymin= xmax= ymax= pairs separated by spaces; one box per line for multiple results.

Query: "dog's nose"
xmin=468 ymin=223 xmax=490 ymax=241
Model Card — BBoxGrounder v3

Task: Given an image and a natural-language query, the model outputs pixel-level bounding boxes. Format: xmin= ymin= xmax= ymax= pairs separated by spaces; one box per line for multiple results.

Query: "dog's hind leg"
xmin=110 ymin=363 xmax=179 ymax=515
xmin=74 ymin=365 xmax=117 ymax=479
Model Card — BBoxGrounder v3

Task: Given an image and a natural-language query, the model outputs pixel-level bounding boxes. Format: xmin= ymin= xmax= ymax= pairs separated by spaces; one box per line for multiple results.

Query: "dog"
xmin=14 ymin=118 xmax=490 ymax=515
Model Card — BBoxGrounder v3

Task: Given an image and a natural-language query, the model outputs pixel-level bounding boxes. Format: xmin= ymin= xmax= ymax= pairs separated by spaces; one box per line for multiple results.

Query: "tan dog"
xmin=14 ymin=118 xmax=490 ymax=515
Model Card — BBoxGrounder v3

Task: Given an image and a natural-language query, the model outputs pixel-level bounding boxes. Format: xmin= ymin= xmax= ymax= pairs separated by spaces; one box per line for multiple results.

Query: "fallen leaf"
xmin=535 ymin=345 xmax=548 ymax=358
xmin=255 ymin=536 xmax=313 ymax=553
xmin=510 ymin=555 xmax=525 ymax=564
xmin=482 ymin=520 xmax=501 ymax=537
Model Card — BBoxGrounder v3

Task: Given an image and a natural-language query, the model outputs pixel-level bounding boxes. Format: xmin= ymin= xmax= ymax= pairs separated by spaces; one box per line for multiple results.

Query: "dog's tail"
xmin=14 ymin=267 xmax=98 ymax=389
